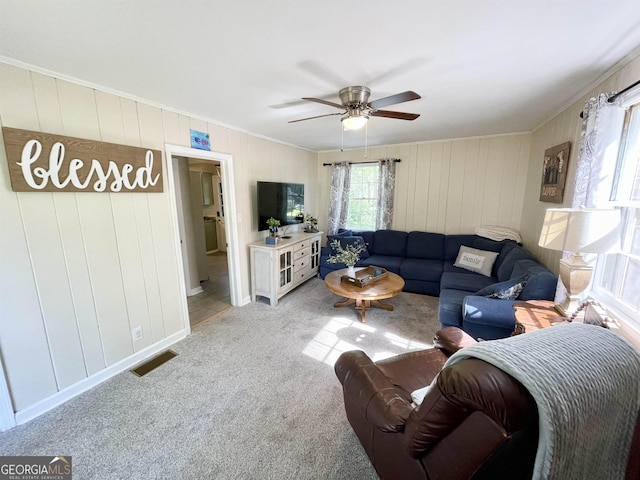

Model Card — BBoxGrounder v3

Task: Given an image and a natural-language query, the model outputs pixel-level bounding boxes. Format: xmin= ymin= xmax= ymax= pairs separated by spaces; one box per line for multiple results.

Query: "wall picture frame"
xmin=539 ymin=141 xmax=571 ymax=203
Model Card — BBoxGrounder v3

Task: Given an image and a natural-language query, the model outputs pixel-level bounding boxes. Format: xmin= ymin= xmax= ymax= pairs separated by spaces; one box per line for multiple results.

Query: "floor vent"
xmin=131 ymin=350 xmax=178 ymax=377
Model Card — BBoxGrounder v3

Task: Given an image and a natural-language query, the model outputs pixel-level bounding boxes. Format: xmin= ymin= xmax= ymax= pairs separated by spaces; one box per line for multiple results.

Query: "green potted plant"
xmin=266 ymin=217 xmax=280 ymax=237
xmin=304 ymin=213 xmax=319 ymax=233
xmin=326 ymin=238 xmax=367 ymax=277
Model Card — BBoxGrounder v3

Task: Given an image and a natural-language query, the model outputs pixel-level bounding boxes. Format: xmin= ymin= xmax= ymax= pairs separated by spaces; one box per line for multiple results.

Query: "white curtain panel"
xmin=554 ymin=93 xmax=625 ymax=305
xmin=572 ymin=93 xmax=625 ymax=208
xmin=327 ymin=162 xmax=351 ymax=235
xmin=376 ymin=159 xmax=397 ymax=230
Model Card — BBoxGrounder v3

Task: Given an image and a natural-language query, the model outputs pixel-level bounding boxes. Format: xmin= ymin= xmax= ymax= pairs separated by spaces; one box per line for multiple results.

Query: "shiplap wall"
xmin=317 ymin=134 xmax=531 ymax=235
xmin=520 ymin=54 xmax=640 ymax=273
xmin=0 ymin=63 xmax=317 ymax=416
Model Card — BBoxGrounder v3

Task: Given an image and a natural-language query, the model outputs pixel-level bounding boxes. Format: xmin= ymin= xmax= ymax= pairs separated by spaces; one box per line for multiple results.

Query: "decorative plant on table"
xmin=304 ymin=213 xmax=319 ymax=233
xmin=266 ymin=217 xmax=281 ymax=237
xmin=327 ymin=239 xmax=367 ymax=277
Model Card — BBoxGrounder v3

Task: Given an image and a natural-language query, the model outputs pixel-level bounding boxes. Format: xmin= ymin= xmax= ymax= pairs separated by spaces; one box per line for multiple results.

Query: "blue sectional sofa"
xmin=319 ymin=229 xmax=557 ymax=340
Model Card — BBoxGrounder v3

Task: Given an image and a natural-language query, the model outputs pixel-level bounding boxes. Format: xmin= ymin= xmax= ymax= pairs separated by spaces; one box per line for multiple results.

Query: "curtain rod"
xmin=607 ymin=79 xmax=640 ymax=103
xmin=579 ymin=79 xmax=640 ymax=118
xmin=322 ymin=159 xmax=401 ymax=166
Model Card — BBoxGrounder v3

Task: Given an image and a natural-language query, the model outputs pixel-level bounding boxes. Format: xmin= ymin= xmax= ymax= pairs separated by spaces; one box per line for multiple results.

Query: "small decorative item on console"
xmin=266 ymin=217 xmax=281 ymax=237
xmin=304 ymin=213 xmax=319 ymax=232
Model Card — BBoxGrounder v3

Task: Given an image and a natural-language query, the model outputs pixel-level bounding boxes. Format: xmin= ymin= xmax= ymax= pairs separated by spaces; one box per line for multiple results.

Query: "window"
xmin=592 ymin=103 xmax=640 ymax=325
xmin=346 ymin=164 xmax=379 ymax=231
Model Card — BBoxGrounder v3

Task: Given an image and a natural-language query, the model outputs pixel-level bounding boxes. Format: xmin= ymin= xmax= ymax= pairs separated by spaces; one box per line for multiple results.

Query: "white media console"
xmin=249 ymin=231 xmax=322 ymax=306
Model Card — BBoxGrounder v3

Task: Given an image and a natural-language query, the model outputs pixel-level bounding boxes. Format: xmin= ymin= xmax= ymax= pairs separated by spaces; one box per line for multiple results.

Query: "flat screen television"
xmin=257 ymin=181 xmax=305 ymax=231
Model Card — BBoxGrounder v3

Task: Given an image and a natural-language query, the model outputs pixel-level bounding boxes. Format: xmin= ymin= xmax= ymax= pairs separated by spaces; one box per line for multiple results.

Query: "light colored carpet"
xmin=0 ymin=277 xmax=441 ymax=479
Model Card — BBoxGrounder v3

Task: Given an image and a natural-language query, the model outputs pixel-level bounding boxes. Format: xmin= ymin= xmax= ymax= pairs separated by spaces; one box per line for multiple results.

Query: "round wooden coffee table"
xmin=324 ymin=268 xmax=405 ymax=323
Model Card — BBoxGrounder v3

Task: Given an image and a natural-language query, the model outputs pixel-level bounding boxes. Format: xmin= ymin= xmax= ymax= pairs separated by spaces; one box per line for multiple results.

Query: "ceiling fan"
xmin=288 ymin=86 xmax=421 ymax=130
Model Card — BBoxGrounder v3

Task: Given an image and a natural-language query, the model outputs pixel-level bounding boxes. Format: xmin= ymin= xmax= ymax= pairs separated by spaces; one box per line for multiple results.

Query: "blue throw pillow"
xmin=326 ymin=229 xmax=353 ymax=244
xmin=329 ymin=235 xmax=370 ymax=259
xmin=474 ymin=274 xmax=529 ymax=298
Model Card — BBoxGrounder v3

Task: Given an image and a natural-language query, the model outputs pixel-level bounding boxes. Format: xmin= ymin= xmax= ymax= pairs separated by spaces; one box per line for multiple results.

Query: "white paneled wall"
xmin=0 ymin=63 xmax=318 ymax=419
xmin=317 ymin=134 xmax=531 ymax=236
xmin=520 ymin=54 xmax=640 ymax=272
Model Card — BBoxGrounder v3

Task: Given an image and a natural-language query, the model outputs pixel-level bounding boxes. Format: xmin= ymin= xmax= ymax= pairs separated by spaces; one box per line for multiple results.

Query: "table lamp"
xmin=538 ymin=207 xmax=620 ymax=315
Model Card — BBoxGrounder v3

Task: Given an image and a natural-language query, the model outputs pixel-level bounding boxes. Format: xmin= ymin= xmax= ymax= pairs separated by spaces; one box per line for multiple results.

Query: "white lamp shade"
xmin=538 ymin=207 xmax=621 ymax=253
xmin=341 ymin=115 xmax=368 ymax=131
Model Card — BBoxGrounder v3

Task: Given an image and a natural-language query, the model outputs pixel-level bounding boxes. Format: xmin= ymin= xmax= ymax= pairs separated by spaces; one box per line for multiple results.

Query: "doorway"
xmin=185 ymin=159 xmax=231 ymax=327
xmin=187 ymin=250 xmax=231 ymax=326
xmin=165 ymin=144 xmax=241 ymax=334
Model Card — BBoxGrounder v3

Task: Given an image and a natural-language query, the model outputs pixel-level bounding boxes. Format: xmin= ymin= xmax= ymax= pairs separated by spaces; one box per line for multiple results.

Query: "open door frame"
xmin=165 ymin=144 xmax=241 ymax=333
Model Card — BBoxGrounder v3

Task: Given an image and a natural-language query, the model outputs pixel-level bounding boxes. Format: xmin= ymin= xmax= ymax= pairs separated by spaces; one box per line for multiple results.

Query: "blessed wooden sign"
xmin=2 ymin=127 xmax=163 ymax=193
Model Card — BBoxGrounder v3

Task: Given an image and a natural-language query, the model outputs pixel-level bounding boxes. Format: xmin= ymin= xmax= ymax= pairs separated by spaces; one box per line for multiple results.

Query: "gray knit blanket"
xmin=445 ymin=323 xmax=640 ymax=480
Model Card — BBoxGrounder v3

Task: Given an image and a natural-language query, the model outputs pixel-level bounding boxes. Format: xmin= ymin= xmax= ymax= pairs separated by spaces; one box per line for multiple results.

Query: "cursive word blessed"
xmin=18 ymin=140 xmax=159 ymax=192
xmin=3 ymin=127 xmax=164 ymax=193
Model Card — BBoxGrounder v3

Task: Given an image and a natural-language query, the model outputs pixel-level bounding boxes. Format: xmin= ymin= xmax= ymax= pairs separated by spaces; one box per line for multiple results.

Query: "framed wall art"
xmin=539 ymin=141 xmax=571 ymax=203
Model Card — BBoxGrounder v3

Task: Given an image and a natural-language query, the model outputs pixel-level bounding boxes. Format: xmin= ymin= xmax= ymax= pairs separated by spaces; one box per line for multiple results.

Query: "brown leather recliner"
xmin=335 ymin=327 xmax=640 ymax=480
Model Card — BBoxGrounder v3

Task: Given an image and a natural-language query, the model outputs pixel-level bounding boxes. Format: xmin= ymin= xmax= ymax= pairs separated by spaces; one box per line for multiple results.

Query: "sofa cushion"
xmin=444 ymin=235 xmax=479 ymax=261
xmin=400 ymin=258 xmax=443 ymax=282
xmin=406 ymin=231 xmax=445 ymax=260
xmin=453 ymin=246 xmax=499 ymax=277
xmin=496 ymin=245 xmax=536 ymax=281
xmin=441 ymin=272 xmax=496 ymax=292
xmin=511 ymin=260 xmax=557 ymax=300
xmin=462 ymin=296 xmax=519 ymax=340
xmin=372 ymin=230 xmax=408 ymax=257
xmin=443 ymin=261 xmax=473 ymax=273
xmin=357 ymin=231 xmax=376 ymax=253
xmin=471 ymin=237 xmax=506 ymax=253
xmin=358 ymin=255 xmax=404 ymax=275
xmin=403 ymin=279 xmax=440 ymax=296
xmin=438 ymin=289 xmax=471 ymax=328
xmin=493 ymin=242 xmax=520 ymax=276
xmin=326 ymin=229 xmax=353 ymax=244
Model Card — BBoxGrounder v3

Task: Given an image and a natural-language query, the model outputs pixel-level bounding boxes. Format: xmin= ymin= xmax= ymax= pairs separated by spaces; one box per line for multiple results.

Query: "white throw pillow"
xmin=454 ymin=245 xmax=499 ymax=277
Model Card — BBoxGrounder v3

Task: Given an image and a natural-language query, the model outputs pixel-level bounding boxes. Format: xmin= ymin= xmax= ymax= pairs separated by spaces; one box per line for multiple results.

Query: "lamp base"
xmin=554 ymin=296 xmax=582 ymax=317
xmin=555 ymin=253 xmax=593 ymax=316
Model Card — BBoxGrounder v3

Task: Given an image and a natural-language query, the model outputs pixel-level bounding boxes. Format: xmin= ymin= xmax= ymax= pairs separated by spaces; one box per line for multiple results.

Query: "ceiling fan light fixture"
xmin=341 ymin=115 xmax=369 ymax=131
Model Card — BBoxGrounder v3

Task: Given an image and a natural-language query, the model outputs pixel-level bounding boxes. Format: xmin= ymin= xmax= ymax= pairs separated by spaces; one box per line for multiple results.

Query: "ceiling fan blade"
xmin=288 ymin=112 xmax=344 ymax=123
xmin=371 ymin=110 xmax=420 ymax=121
xmin=302 ymin=97 xmax=345 ymax=109
xmin=369 ymin=91 xmax=421 ymax=109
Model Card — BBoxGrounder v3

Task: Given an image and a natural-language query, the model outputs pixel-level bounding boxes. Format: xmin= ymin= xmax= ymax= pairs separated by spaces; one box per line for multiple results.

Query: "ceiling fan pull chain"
xmin=364 ymin=122 xmax=368 ymax=159
xmin=341 ymin=122 xmax=344 ymax=152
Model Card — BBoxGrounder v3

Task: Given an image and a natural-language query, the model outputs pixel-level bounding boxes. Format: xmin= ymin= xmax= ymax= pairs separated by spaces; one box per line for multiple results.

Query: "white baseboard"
xmin=239 ymin=295 xmax=252 ymax=306
xmin=14 ymin=329 xmax=188 ymax=427
xmin=0 ymin=360 xmax=16 ymax=431
xmin=188 ymin=286 xmax=203 ymax=296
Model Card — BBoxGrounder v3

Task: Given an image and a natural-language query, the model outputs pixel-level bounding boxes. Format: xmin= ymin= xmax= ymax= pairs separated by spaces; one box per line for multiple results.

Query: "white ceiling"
xmin=1 ymin=1 xmax=640 ymax=152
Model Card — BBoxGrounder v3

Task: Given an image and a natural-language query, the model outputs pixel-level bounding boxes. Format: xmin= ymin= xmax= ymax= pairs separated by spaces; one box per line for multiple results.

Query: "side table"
xmin=512 ymin=300 xmax=569 ymax=335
